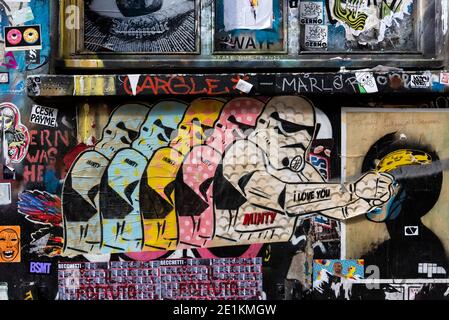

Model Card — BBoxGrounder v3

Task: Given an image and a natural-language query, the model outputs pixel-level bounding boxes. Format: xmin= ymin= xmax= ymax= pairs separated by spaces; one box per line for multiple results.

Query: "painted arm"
xmin=222 ymin=141 xmax=396 ymax=220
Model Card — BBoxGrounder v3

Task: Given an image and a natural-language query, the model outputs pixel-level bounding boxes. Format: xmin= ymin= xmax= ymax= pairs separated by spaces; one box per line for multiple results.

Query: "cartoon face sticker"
xmin=0 ymin=227 xmax=20 ymax=263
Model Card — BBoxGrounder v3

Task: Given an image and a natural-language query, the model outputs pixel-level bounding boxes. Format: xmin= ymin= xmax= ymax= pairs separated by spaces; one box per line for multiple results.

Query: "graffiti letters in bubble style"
xmin=84 ymin=0 xmax=198 ymax=53
xmin=326 ymin=0 xmax=414 ymax=42
xmin=0 ymin=226 xmax=20 ymax=263
xmin=61 ymin=96 xmax=397 ymax=256
xmin=0 ymin=103 xmax=29 ymax=165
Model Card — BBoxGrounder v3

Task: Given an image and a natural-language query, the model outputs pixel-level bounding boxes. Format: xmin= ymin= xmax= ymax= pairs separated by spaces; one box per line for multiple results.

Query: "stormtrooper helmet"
xmin=95 ymin=103 xmax=151 ymax=159
xmin=169 ymin=98 xmax=225 ymax=155
xmin=249 ymin=96 xmax=317 ymax=173
xmin=132 ymin=100 xmax=188 ymax=155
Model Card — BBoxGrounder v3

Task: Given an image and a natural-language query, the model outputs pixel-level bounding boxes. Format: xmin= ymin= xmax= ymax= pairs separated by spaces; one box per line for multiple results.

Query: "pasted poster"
xmin=342 ymin=109 xmax=449 ymax=279
xmin=312 ymin=259 xmax=364 ymax=299
xmin=58 ymin=258 xmax=262 ymax=300
xmin=224 ymin=0 xmax=273 ymax=31
xmin=0 ymin=226 xmax=20 ymax=263
xmin=301 ymin=0 xmax=416 ymax=51
xmin=56 ymin=96 xmax=397 ymax=256
xmin=0 ymin=102 xmax=30 ymax=166
xmin=84 ymin=0 xmax=199 ymax=53
xmin=214 ymin=0 xmax=286 ymax=53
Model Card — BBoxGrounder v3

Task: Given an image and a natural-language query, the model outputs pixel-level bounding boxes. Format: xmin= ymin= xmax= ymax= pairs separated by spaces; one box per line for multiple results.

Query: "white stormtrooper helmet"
xmin=95 ymin=103 xmax=150 ymax=159
xmin=249 ymin=96 xmax=317 ymax=173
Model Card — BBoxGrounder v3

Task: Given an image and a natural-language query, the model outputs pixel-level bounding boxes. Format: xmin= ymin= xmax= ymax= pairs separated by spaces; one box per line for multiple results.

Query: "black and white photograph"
xmin=84 ymin=0 xmax=199 ymax=53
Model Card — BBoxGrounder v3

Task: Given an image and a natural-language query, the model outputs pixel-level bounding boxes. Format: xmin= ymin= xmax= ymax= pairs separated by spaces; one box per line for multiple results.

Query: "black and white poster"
xmin=84 ymin=0 xmax=199 ymax=53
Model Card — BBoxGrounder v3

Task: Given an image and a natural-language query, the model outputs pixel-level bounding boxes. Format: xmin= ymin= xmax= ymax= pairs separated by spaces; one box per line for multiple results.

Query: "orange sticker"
xmin=0 ymin=226 xmax=21 ymax=263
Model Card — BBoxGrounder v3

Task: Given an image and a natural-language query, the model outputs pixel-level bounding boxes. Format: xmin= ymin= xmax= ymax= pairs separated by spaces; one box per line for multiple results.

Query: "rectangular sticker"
xmin=0 ymin=183 xmax=11 ymax=205
xmin=355 ymin=72 xmax=379 ymax=93
xmin=410 ymin=74 xmax=431 ymax=89
xmin=10 ymin=7 xmax=34 ymax=26
xmin=25 ymin=49 xmax=40 ymax=64
xmin=304 ymin=24 xmax=328 ymax=49
xmin=0 ymin=72 xmax=9 ymax=84
xmin=29 ymin=261 xmax=52 ymax=275
xmin=0 ymin=226 xmax=20 ymax=263
xmin=4 ymin=25 xmax=42 ymax=52
xmin=440 ymin=72 xmax=449 ymax=85
xmin=300 ymin=1 xmax=324 ymax=24
xmin=30 ymin=105 xmax=58 ymax=127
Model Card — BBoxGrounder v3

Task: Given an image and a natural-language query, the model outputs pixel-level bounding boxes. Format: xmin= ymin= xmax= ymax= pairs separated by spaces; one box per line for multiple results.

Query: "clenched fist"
xmin=354 ymin=172 xmax=396 ymax=207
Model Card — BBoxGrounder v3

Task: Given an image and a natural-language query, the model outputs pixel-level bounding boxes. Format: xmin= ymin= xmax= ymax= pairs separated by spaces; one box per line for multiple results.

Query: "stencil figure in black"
xmin=360 ymin=132 xmax=449 ymax=279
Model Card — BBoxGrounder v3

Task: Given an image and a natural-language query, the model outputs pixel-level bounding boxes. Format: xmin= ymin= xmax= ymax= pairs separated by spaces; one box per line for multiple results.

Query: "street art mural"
xmin=5 ymin=94 xmax=449 ymax=300
xmin=59 ymin=96 xmax=397 ymax=256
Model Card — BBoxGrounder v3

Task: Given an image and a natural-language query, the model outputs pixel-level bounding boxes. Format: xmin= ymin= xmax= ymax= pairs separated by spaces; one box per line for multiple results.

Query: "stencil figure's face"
xmin=0 ymin=229 xmax=19 ymax=262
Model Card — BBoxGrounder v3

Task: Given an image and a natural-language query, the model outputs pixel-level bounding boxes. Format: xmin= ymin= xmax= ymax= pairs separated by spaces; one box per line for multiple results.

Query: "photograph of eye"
xmin=84 ymin=0 xmax=198 ymax=53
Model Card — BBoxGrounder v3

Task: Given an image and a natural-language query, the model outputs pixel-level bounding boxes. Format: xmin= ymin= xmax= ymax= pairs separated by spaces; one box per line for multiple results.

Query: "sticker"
xmin=236 ymin=79 xmax=253 ymax=93
xmin=440 ymin=72 xmax=449 ymax=85
xmin=30 ymin=105 xmax=58 ymax=127
xmin=29 ymin=261 xmax=52 ymax=275
xmin=410 ymin=74 xmax=431 ymax=89
xmin=0 ymin=73 xmax=9 ymax=84
xmin=405 ymin=226 xmax=419 ymax=236
xmin=418 ymin=263 xmax=446 ymax=277
xmin=10 ymin=7 xmax=34 ymax=26
xmin=304 ymin=24 xmax=328 ymax=49
xmin=25 ymin=49 xmax=40 ymax=64
xmin=0 ymin=183 xmax=11 ymax=205
xmin=300 ymin=1 xmax=324 ymax=24
xmin=4 ymin=25 xmax=42 ymax=51
xmin=355 ymin=72 xmax=379 ymax=93
xmin=0 ymin=226 xmax=20 ymax=263
xmin=0 ymin=102 xmax=30 ymax=164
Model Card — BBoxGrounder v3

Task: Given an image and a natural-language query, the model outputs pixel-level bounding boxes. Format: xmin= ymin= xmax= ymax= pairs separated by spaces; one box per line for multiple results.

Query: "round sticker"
xmin=23 ymin=28 xmax=39 ymax=44
xmin=7 ymin=29 xmax=22 ymax=46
